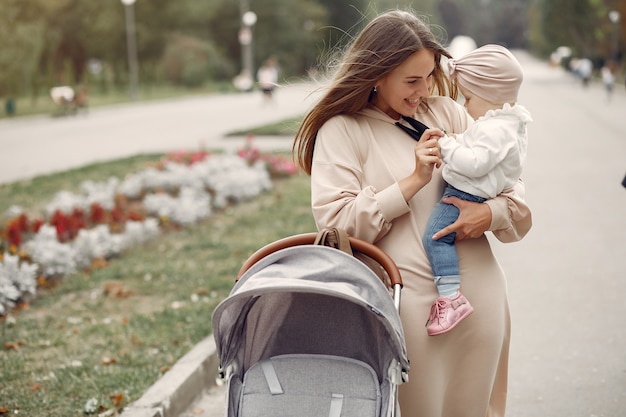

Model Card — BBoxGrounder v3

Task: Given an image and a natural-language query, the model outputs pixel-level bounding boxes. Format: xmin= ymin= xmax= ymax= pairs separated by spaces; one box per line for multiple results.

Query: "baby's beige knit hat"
xmin=448 ymin=44 xmax=523 ymax=103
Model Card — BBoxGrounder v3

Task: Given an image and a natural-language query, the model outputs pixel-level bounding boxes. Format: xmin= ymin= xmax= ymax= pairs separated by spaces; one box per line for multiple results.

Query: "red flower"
xmin=17 ymin=213 xmax=29 ymax=232
xmin=110 ymin=206 xmax=126 ymax=224
xmin=90 ymin=203 xmax=107 ymax=224
xmin=128 ymin=210 xmax=145 ymax=221
xmin=7 ymin=219 xmax=23 ymax=247
xmin=31 ymin=218 xmax=44 ymax=233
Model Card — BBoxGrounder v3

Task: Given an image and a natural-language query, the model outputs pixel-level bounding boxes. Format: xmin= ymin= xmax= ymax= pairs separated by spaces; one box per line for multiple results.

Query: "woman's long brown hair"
xmin=293 ymin=10 xmax=457 ymax=175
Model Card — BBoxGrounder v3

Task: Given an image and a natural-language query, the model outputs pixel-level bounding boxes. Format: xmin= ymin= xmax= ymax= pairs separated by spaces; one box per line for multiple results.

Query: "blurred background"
xmin=1 ymin=0 xmax=624 ymax=117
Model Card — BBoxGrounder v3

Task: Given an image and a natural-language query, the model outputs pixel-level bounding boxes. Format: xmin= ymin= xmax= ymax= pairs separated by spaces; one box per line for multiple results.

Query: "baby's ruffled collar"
xmin=478 ymin=102 xmax=532 ymax=123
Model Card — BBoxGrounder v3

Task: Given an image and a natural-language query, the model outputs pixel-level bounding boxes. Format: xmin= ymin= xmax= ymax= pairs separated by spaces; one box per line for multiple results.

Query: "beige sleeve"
xmin=311 ymin=116 xmax=410 ymax=243
xmin=484 ymin=178 xmax=532 ymax=243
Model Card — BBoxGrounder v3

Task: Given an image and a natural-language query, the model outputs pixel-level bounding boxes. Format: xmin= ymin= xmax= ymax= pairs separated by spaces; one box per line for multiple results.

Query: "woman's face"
xmin=372 ymin=49 xmax=435 ymax=120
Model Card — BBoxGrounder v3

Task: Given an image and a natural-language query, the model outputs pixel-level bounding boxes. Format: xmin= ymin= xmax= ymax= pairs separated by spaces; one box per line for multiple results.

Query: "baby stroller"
xmin=211 ymin=228 xmax=410 ymax=417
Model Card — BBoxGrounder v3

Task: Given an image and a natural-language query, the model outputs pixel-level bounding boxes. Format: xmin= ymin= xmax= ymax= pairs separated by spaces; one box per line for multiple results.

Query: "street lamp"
xmin=121 ymin=0 xmax=139 ymax=100
xmin=238 ymin=10 xmax=257 ymax=91
xmin=609 ymin=10 xmax=620 ymax=61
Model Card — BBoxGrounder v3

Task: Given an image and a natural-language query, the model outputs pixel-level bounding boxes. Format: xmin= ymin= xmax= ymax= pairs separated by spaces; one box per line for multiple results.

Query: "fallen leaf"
xmin=31 ymin=383 xmax=42 ymax=391
xmin=102 ymin=281 xmax=132 ymax=298
xmin=4 ymin=340 xmax=27 ymax=351
xmin=102 ymin=357 xmax=117 ymax=366
xmin=194 ymin=288 xmax=209 ymax=295
xmin=15 ymin=302 xmax=30 ymax=312
xmin=98 ymin=408 xmax=117 ymax=417
xmin=97 ymin=405 xmax=113 ymax=416
xmin=130 ymin=334 xmax=142 ymax=347
xmin=91 ymin=258 xmax=108 ymax=269
xmin=109 ymin=392 xmax=124 ymax=407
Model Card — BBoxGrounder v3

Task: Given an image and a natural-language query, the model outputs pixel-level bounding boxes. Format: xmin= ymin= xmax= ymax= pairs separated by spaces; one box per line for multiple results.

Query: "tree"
xmin=436 ymin=0 xmax=530 ymax=48
xmin=527 ymin=0 xmax=624 ymax=64
xmin=207 ymin=0 xmax=328 ymax=78
xmin=0 ymin=0 xmax=48 ymax=98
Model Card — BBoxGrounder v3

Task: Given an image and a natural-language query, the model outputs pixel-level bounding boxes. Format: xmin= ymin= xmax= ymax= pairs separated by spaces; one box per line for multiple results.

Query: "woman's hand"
xmin=432 ymin=196 xmax=492 ymax=241
xmin=399 ymin=135 xmax=443 ymax=201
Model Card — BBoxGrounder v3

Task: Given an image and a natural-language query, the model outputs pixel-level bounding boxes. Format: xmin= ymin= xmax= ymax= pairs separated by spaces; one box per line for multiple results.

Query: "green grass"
xmin=0 ymin=155 xmax=162 ymax=217
xmin=225 ymin=115 xmax=303 ymax=137
xmin=0 ymin=156 xmax=315 ymax=416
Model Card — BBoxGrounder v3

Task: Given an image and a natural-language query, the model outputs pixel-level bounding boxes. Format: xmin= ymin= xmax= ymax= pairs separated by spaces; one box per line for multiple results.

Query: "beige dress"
xmin=310 ymin=97 xmax=532 ymax=417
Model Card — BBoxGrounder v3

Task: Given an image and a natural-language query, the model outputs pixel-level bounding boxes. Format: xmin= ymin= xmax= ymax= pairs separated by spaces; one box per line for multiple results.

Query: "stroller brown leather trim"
xmin=236 ymin=230 xmax=403 ymax=289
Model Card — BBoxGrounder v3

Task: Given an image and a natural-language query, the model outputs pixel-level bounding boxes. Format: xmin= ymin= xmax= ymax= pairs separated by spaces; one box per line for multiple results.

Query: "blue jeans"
xmin=423 ymin=184 xmax=486 ymax=288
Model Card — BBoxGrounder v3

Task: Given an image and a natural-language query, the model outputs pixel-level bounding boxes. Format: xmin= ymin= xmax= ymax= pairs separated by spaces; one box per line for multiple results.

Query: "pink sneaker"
xmin=426 ymin=293 xmax=474 ymax=336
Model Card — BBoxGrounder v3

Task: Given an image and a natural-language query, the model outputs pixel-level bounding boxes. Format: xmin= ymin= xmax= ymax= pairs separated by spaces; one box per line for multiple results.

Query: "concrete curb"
xmin=119 ymin=335 xmax=219 ymax=417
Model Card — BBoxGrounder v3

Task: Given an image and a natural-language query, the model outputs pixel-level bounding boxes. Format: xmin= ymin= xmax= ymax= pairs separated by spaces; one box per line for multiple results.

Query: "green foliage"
xmin=436 ymin=0 xmax=530 ymax=47
xmin=527 ymin=0 xmax=625 ymax=61
xmin=225 ymin=115 xmax=303 ymax=136
xmin=161 ymin=34 xmax=235 ymax=87
xmin=207 ymin=0 xmax=330 ymax=77
xmin=2 ymin=0 xmax=622 ymax=103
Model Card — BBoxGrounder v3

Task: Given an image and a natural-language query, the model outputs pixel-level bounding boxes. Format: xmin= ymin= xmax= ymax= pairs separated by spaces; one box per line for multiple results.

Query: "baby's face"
xmin=459 ymin=85 xmax=503 ymax=120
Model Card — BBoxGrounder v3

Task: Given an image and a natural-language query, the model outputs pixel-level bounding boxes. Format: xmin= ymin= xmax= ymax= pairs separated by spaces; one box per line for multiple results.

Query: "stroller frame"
xmin=212 ymin=229 xmax=409 ymax=417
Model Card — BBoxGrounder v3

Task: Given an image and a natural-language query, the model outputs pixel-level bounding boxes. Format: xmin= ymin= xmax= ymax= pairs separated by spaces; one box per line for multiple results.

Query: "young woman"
xmin=293 ymin=9 xmax=532 ymax=417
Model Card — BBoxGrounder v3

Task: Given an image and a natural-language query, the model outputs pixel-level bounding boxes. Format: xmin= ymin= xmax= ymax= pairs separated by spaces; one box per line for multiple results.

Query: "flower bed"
xmin=0 ymin=140 xmax=297 ymax=318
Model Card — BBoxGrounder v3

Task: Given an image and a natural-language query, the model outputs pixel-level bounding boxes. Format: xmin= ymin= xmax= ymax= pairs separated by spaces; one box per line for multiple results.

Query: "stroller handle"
xmin=236 ymin=232 xmax=403 ymax=289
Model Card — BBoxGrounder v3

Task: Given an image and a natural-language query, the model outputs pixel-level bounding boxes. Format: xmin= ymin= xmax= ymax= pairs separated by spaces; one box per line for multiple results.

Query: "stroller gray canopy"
xmin=212 ymin=244 xmax=409 ymax=384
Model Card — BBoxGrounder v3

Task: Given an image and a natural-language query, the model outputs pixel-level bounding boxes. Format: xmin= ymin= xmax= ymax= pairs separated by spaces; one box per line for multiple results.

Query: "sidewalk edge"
xmin=119 ymin=334 xmax=219 ymax=417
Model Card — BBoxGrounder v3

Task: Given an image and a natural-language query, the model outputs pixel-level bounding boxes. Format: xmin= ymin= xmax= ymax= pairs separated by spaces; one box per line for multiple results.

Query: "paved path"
xmin=3 ymin=52 xmax=626 ymax=417
xmin=493 ymin=54 xmax=626 ymax=417
xmin=0 ymin=82 xmax=320 ymax=185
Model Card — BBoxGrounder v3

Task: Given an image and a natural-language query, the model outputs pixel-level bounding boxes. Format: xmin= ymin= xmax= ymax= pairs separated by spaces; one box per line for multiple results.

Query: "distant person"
xmin=576 ymin=58 xmax=593 ymax=87
xmin=420 ymin=44 xmax=532 ymax=335
xmin=601 ymin=63 xmax=615 ymax=102
xmin=5 ymin=98 xmax=16 ymax=117
xmin=74 ymin=85 xmax=89 ymax=113
xmin=257 ymin=57 xmax=279 ymax=103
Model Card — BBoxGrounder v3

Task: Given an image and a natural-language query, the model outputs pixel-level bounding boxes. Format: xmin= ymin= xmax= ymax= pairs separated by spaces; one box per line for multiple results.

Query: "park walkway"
xmin=0 ymin=82 xmax=321 ymax=185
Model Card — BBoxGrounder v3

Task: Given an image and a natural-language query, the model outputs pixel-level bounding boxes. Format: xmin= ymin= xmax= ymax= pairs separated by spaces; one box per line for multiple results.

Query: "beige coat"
xmin=311 ymin=97 xmax=532 ymax=417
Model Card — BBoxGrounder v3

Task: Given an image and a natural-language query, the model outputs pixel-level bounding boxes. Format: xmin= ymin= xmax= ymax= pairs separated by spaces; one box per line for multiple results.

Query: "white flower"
xmin=0 ymin=253 xmax=37 ymax=295
xmin=80 ymin=177 xmax=119 ymax=210
xmin=45 ymin=190 xmax=86 ymax=215
xmin=143 ymin=187 xmax=211 ymax=226
xmin=117 ymin=173 xmax=144 ymax=198
xmin=5 ymin=205 xmax=24 ymax=218
xmin=118 ymin=219 xmax=160 ymax=249
xmin=23 ymin=225 xmax=77 ymax=277
xmin=0 ymin=253 xmax=38 ymax=314
xmin=84 ymin=397 xmax=99 ymax=414
xmin=0 ymin=273 xmax=21 ymax=315
xmin=193 ymin=155 xmax=272 ymax=208
xmin=72 ymin=225 xmax=118 ymax=269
